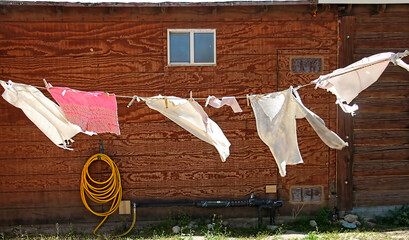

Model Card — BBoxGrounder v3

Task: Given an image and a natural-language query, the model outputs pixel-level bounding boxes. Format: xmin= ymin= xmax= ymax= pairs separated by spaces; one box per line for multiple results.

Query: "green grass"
xmin=2 ymin=207 xmax=409 ymax=239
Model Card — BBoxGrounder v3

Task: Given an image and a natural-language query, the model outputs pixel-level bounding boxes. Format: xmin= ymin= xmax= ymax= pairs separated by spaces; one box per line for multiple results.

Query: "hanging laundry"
xmin=48 ymin=85 xmax=120 ymax=135
xmin=145 ymin=96 xmax=231 ymax=162
xmin=1 ymin=80 xmax=82 ymax=150
xmin=249 ymin=87 xmax=348 ymax=177
xmin=313 ymin=51 xmax=409 ymax=115
xmin=205 ymin=96 xmax=243 ymax=113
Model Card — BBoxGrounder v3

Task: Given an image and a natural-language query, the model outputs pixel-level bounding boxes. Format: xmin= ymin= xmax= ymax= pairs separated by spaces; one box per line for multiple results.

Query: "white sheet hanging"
xmin=144 ymin=96 xmax=231 ymax=162
xmin=249 ymin=87 xmax=348 ymax=177
xmin=1 ymin=80 xmax=82 ymax=150
xmin=314 ymin=51 xmax=409 ymax=115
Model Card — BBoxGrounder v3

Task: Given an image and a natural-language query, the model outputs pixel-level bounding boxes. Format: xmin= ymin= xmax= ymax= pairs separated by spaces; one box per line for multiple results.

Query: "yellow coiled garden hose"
xmin=80 ymin=153 xmax=136 ymax=237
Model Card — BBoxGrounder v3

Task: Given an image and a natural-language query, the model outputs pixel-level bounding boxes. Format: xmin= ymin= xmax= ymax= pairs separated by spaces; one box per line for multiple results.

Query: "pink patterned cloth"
xmin=48 ymin=86 xmax=120 ymax=135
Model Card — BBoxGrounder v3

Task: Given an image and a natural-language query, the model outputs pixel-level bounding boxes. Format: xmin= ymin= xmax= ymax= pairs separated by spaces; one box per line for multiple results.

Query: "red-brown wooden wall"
xmin=1 ymin=3 xmax=405 ymax=226
xmin=346 ymin=5 xmax=409 ymax=208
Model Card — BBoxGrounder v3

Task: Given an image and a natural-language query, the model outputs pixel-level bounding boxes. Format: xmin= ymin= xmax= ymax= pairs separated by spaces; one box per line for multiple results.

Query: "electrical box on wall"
xmin=119 ymin=200 xmax=131 ymax=215
xmin=265 ymin=185 xmax=277 ymax=193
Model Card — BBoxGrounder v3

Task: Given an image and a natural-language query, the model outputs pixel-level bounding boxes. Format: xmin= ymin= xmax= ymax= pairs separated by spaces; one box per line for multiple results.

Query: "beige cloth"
xmin=314 ymin=51 xmax=409 ymax=115
xmin=250 ymin=87 xmax=348 ymax=177
xmin=1 ymin=80 xmax=82 ymax=150
xmin=145 ymin=96 xmax=231 ymax=162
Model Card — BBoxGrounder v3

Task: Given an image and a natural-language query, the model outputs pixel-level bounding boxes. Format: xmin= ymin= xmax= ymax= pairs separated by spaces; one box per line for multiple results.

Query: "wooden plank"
xmin=355 ymin=22 xmax=409 ymax=34
xmin=0 ymin=167 xmax=277 ymax=193
xmin=0 ymin=39 xmax=163 ymax=57
xmin=0 ymin=5 xmax=336 ymax=22
xmin=0 ymin=56 xmax=164 ymax=74
xmin=0 ymin=73 xmax=166 ymax=92
xmin=0 ymin=71 xmax=281 ymax=93
xmin=353 ymin=160 xmax=409 ymax=176
xmin=164 ymin=21 xmax=337 ymax=39
xmin=353 ymin=98 xmax=409 ymax=113
xmin=0 ymin=206 xmax=99 ymax=225
xmin=354 ymin=48 xmax=409 ymax=56
xmin=353 ymin=175 xmax=409 ymax=191
xmin=354 ymin=130 xmax=409 ymax=146
xmin=164 ymin=54 xmax=277 ymax=72
xmin=0 ymin=150 xmax=329 ymax=178
xmin=0 ymin=153 xmax=278 ymax=177
xmin=217 ymin=38 xmax=337 ymax=55
xmin=354 ymin=38 xmax=409 ymax=50
xmin=353 ymin=112 xmax=409 ymax=130
xmin=0 ymin=21 xmax=336 ymax=40
xmin=0 ymin=136 xmax=332 ymax=159
xmin=354 ymin=9 xmax=409 ymax=24
xmin=164 ymin=71 xmax=276 ymax=89
xmin=356 ymin=32 xmax=409 ymax=41
xmin=0 ymin=55 xmax=277 ymax=74
xmin=353 ymin=189 xmax=409 ymax=207
xmin=0 ymin=22 xmax=163 ymax=40
xmin=336 ymin=15 xmax=355 ymax=211
xmin=358 ymin=85 xmax=409 ymax=98
xmin=354 ymin=145 xmax=409 ymax=161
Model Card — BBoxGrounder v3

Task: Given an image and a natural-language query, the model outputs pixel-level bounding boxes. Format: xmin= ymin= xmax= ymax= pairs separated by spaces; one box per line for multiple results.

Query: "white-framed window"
xmin=167 ymin=29 xmax=216 ymax=66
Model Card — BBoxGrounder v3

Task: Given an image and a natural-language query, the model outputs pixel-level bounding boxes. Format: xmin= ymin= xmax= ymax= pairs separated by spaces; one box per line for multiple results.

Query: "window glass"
xmin=169 ymin=32 xmax=190 ymax=63
xmin=194 ymin=33 xmax=214 ymax=63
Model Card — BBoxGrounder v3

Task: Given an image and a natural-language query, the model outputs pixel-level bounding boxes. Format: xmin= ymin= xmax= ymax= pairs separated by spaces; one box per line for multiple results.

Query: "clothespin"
xmin=189 ymin=91 xmax=193 ymax=101
xmin=43 ymin=79 xmax=50 ymax=90
xmin=246 ymin=94 xmax=250 ymax=106
xmin=164 ymin=97 xmax=168 ymax=108
xmin=127 ymin=95 xmax=140 ymax=108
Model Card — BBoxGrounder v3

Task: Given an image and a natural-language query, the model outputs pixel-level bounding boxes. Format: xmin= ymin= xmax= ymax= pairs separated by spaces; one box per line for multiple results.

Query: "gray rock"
xmin=266 ymin=225 xmax=279 ymax=231
xmin=309 ymin=220 xmax=317 ymax=227
xmin=344 ymin=214 xmax=358 ymax=223
xmin=172 ymin=225 xmax=181 ymax=234
xmin=207 ymin=224 xmax=213 ymax=230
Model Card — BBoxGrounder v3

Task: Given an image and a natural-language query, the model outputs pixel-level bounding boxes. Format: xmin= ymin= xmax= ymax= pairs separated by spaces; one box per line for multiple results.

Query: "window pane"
xmin=194 ymin=33 xmax=214 ymax=63
xmin=169 ymin=33 xmax=190 ymax=63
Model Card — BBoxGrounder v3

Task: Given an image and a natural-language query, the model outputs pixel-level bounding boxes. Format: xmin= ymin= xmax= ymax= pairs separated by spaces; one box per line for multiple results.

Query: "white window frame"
xmin=167 ymin=29 xmax=216 ymax=66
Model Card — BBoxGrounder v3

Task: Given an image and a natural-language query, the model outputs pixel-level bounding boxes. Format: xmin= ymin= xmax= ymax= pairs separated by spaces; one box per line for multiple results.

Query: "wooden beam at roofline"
xmin=0 ymin=0 xmax=317 ymax=8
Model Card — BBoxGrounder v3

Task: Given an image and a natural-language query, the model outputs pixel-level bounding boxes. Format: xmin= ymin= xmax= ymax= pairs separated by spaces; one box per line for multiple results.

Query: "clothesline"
xmin=24 ymin=50 xmax=408 ymax=109
xmin=1 ymin=50 xmax=408 ymax=176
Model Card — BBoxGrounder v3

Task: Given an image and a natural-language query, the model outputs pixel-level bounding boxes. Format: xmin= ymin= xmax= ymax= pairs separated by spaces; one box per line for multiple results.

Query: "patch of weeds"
xmin=284 ymin=215 xmax=313 ymax=232
xmin=315 ymin=208 xmax=331 ymax=226
xmin=284 ymin=208 xmax=344 ymax=233
xmin=376 ymin=204 xmax=409 ymax=227
xmin=12 ymin=225 xmax=29 ymax=239
xmin=303 ymin=231 xmax=319 ymax=240
xmin=203 ymin=214 xmax=230 ymax=240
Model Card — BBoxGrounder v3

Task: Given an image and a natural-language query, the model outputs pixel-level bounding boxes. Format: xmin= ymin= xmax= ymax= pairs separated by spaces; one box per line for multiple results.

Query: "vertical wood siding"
xmin=0 ymin=5 xmax=338 ymax=225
